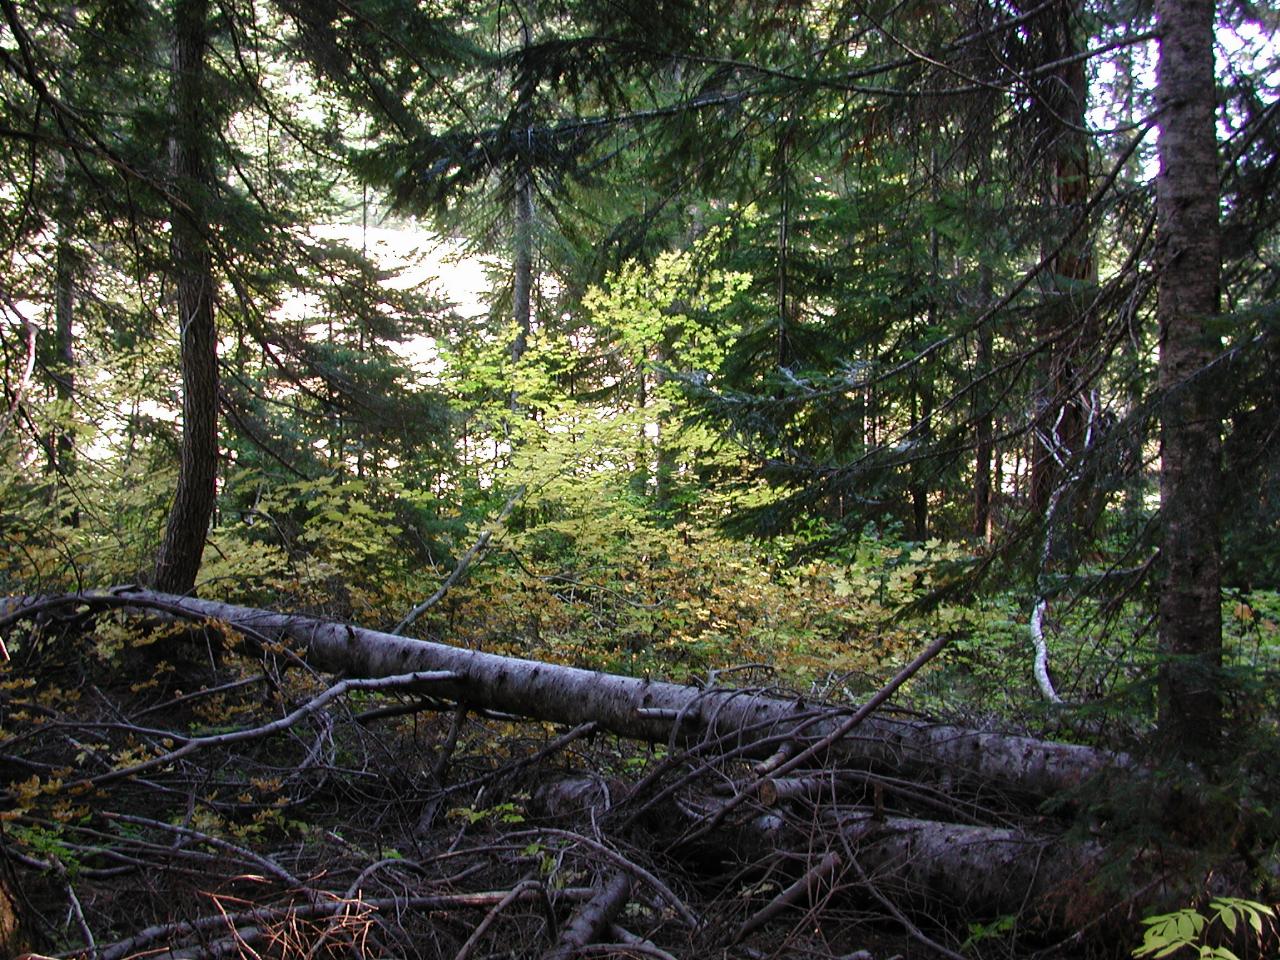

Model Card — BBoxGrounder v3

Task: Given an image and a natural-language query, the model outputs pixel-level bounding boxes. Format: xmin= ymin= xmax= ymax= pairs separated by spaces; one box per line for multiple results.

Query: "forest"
xmin=1 ymin=0 xmax=1278 ymax=957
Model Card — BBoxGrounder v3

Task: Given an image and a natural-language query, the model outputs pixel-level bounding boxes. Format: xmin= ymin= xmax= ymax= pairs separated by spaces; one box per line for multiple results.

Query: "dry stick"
xmin=55 ymin=670 xmax=457 ymax=792
xmin=608 ymin=926 xmax=681 ymax=960
xmin=758 ymin=769 xmax=1001 ymax=827
xmin=432 ymin=702 xmax=467 ymax=783
xmin=101 ymin=812 xmax=303 ymax=888
xmin=132 ymin=674 xmax=269 ymax=718
xmin=454 ymin=878 xmax=547 ymax=960
xmin=300 ymin=860 xmax=427 ymax=960
xmin=441 ymin=721 xmax=599 ymax=798
xmin=679 ymin=633 xmax=952 ymax=845
xmin=575 ymin=945 xmax=682 ymax=960
xmin=94 ymin=888 xmax=597 ymax=960
xmin=617 ymin=712 xmax=836 ymax=832
xmin=733 ymin=851 xmax=843 ymax=944
xmin=840 ymin=842 xmax=968 ymax=960
xmin=512 ymin=828 xmax=700 ymax=930
xmin=392 ymin=488 xmax=524 ymax=636
xmin=544 ymin=871 xmax=634 ymax=960
xmin=60 ymin=870 xmax=96 ymax=959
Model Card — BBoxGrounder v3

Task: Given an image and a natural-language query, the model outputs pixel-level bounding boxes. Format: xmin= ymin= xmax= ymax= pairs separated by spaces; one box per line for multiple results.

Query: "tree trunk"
xmin=90 ymin=590 xmax=1123 ymax=802
xmin=1153 ymin=0 xmax=1222 ymax=758
xmin=52 ymin=160 xmax=77 ymax=507
xmin=511 ymin=167 xmax=533 ymax=366
xmin=545 ymin=777 xmax=1119 ymax=936
xmin=509 ymin=14 xmax=534 ymax=377
xmin=973 ymin=268 xmax=994 ymax=541
xmin=153 ymin=0 xmax=219 ymax=595
xmin=1030 ymin=0 xmax=1094 ymax=521
xmin=826 ymin=808 xmax=1103 ymax=922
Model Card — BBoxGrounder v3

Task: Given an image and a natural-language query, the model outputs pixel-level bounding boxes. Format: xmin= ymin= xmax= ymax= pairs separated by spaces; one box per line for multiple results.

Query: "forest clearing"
xmin=1 ymin=0 xmax=1278 ymax=957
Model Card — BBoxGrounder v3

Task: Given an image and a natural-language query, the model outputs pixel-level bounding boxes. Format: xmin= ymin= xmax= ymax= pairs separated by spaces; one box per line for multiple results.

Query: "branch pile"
xmin=0 ymin=590 xmax=1234 ymax=959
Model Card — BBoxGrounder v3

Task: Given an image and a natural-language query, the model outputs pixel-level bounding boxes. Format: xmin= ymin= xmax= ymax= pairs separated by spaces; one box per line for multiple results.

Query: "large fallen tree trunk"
xmin=1 ymin=589 xmax=1121 ymax=803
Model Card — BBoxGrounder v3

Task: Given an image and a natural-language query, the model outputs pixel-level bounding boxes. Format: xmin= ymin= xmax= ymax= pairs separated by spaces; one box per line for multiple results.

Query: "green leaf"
xmin=1219 ymin=907 xmax=1237 ymax=935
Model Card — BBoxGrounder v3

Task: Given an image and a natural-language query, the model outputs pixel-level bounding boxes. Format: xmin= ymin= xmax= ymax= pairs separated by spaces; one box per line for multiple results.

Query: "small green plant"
xmin=446 ymin=801 xmax=526 ymax=826
xmin=962 ymin=913 xmax=1016 ymax=950
xmin=1133 ymin=898 xmax=1276 ymax=960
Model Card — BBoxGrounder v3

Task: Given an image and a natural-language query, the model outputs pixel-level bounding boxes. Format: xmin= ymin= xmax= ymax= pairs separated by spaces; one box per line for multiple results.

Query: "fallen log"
xmin=826 ymin=807 xmax=1103 ymax=921
xmin=0 ymin=589 xmax=1122 ymax=804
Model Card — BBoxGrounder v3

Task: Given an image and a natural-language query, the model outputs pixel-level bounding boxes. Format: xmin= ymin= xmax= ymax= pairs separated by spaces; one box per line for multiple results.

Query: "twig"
xmin=840 ymin=843 xmax=967 ymax=960
xmin=101 ymin=812 xmax=303 ymax=887
xmin=433 ymin=702 xmax=467 ymax=783
xmin=454 ymin=878 xmax=546 ymax=960
xmin=94 ymin=888 xmax=597 ymax=960
xmin=608 ymin=926 xmax=681 ymax=960
xmin=54 ymin=670 xmax=458 ymax=793
xmin=733 ymin=851 xmax=842 ymax=944
xmin=440 ymin=721 xmax=598 ymax=798
xmin=512 ymin=828 xmax=700 ymax=930
xmin=132 ymin=674 xmax=269 ymax=718
xmin=61 ymin=870 xmax=97 ymax=959
xmin=679 ymin=633 xmax=953 ymax=843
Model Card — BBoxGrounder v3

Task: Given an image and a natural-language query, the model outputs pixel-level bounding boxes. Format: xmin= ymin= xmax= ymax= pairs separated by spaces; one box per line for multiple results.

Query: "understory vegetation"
xmin=2 ymin=0 xmax=1280 ymax=957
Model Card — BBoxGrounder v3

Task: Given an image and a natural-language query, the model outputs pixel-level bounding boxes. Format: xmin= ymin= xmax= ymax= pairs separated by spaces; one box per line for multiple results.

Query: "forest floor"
xmin=3 ymin=593 xmax=1276 ymax=960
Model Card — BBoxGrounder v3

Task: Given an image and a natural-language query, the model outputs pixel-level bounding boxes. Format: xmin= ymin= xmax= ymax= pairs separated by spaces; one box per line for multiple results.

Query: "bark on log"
xmin=2 ymin=591 xmax=1122 ymax=802
xmin=826 ymin=808 xmax=1103 ymax=922
xmin=533 ymin=777 xmax=1136 ymax=938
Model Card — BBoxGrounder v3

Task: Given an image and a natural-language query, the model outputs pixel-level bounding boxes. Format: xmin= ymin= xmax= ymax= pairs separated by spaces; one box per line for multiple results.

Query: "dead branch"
xmin=544 ymin=871 xmax=633 ymax=960
xmin=53 ymin=669 xmax=457 ymax=793
xmin=454 ymin=878 xmax=550 ymax=960
xmin=514 ymin=828 xmax=700 ymax=930
xmin=94 ymin=888 xmax=598 ymax=960
xmin=733 ymin=851 xmax=842 ymax=943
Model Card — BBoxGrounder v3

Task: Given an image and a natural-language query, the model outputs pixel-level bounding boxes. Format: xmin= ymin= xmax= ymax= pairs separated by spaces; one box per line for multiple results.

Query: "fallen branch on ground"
xmin=0 ymin=589 xmax=1123 ymax=805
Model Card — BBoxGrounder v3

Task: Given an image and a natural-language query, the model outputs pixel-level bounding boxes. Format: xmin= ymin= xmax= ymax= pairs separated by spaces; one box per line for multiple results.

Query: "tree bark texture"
xmin=97 ymin=590 xmax=1121 ymax=802
xmin=542 ymin=776 xmax=1114 ymax=935
xmin=511 ymin=168 xmax=533 ymax=364
xmin=153 ymin=0 xmax=219 ymax=595
xmin=823 ymin=809 xmax=1104 ymax=925
xmin=1154 ymin=0 xmax=1223 ymax=758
